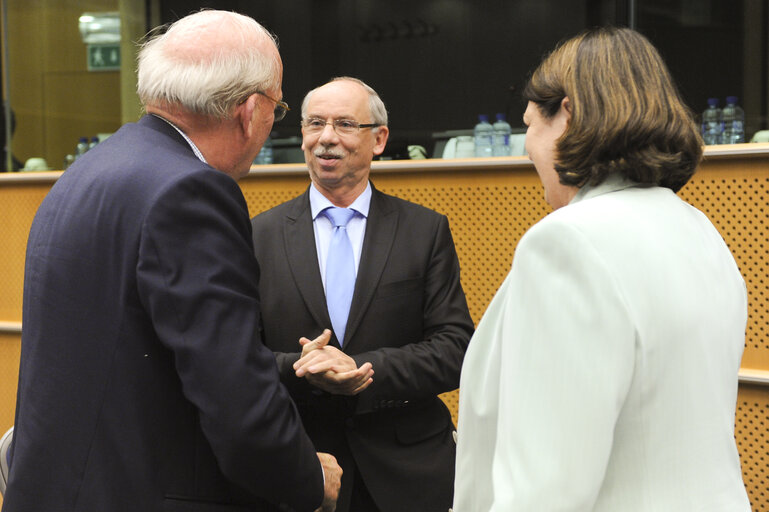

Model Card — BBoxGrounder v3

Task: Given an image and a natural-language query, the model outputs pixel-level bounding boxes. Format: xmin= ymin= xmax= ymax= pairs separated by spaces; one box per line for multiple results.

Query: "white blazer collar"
xmin=569 ymin=173 xmax=645 ymax=206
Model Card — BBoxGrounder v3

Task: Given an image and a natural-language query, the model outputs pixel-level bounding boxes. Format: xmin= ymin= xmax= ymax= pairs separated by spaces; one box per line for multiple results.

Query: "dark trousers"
xmin=348 ymin=465 xmax=380 ymax=512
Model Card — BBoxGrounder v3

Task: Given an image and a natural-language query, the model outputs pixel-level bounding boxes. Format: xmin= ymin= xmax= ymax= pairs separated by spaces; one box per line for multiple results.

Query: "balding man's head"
xmin=137 ymin=10 xmax=282 ymax=119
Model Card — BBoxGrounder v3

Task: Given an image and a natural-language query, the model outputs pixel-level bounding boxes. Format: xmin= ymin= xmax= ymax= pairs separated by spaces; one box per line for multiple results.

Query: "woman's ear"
xmin=557 ymin=96 xmax=572 ymax=129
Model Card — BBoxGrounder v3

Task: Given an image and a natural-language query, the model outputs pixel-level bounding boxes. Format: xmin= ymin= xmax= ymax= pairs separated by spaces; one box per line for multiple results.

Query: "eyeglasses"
xmin=301 ymin=117 xmax=381 ymax=136
xmin=256 ymin=91 xmax=290 ymax=122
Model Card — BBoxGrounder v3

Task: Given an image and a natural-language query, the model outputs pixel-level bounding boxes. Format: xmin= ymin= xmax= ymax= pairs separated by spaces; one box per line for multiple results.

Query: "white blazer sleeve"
xmin=489 ymin=217 xmax=636 ymax=511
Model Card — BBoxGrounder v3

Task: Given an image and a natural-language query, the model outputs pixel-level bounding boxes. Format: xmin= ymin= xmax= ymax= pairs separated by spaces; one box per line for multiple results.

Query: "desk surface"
xmin=2 ymin=142 xmax=769 ymax=184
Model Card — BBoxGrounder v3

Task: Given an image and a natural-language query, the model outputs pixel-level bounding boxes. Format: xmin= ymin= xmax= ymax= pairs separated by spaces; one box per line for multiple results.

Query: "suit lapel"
xmin=344 ymin=187 xmax=398 ymax=349
xmin=283 ymin=189 xmax=335 ymax=339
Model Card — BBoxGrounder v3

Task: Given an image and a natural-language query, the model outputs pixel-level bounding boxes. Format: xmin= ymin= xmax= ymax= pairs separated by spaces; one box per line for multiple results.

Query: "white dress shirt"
xmin=310 ymin=182 xmax=371 ymax=291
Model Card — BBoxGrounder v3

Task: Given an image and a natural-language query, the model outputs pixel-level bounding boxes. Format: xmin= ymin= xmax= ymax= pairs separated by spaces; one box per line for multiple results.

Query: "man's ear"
xmin=236 ymin=94 xmax=258 ymax=138
xmin=372 ymin=126 xmax=390 ymax=156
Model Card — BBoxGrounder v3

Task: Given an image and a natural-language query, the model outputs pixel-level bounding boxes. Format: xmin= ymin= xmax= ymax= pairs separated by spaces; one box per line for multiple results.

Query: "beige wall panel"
xmin=119 ymin=0 xmax=146 ymax=124
xmin=679 ymin=155 xmax=769 ymax=371
xmin=43 ymin=70 xmax=121 ymax=169
xmin=241 ymin=172 xmax=312 ymax=217
xmin=0 ymin=333 xmax=20 ymax=433
xmin=0 ymin=182 xmax=50 ymax=320
xmin=736 ymin=384 xmax=769 ymax=510
xmin=7 ymin=1 xmax=50 ymax=164
xmin=0 ymin=332 xmax=19 ymax=509
xmin=7 ymin=0 xmax=121 ymax=167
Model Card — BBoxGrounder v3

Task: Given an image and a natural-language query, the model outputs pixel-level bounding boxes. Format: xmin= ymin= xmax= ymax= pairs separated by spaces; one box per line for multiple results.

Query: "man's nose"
xmin=318 ymin=123 xmax=340 ymax=144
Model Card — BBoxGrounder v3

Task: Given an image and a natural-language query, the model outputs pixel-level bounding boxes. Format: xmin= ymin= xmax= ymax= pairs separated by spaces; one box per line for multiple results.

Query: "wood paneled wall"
xmin=5 ymin=0 xmax=122 ymax=170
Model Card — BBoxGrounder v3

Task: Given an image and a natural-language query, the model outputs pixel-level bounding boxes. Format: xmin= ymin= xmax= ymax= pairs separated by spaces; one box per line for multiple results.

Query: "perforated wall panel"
xmin=737 ymin=384 xmax=769 ymax=510
xmin=0 ymin=333 xmax=20 ymax=433
xmin=678 ymin=163 xmax=768 ymax=370
xmin=0 ymin=184 xmax=49 ymax=322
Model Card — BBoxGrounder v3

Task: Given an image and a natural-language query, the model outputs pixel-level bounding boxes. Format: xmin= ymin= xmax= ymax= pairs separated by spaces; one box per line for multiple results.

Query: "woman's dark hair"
xmin=522 ymin=26 xmax=702 ymax=193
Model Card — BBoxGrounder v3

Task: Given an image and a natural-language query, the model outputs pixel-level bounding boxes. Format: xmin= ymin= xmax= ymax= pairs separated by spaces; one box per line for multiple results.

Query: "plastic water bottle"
xmin=701 ymin=98 xmax=723 ymax=145
xmin=75 ymin=137 xmax=89 ymax=159
xmin=473 ymin=115 xmax=493 ymax=157
xmin=722 ymin=96 xmax=745 ymax=144
xmin=88 ymin=136 xmax=99 ymax=151
xmin=492 ymin=113 xmax=512 ymax=156
xmin=253 ymin=135 xmax=273 ymax=165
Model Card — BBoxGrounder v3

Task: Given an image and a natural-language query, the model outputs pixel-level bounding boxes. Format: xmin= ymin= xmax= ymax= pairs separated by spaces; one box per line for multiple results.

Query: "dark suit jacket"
xmin=4 ymin=115 xmax=323 ymax=512
xmin=251 ymin=185 xmax=474 ymax=512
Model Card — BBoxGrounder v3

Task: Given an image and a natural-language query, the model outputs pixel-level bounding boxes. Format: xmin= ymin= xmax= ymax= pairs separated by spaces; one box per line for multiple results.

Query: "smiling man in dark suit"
xmin=251 ymin=77 xmax=474 ymax=512
xmin=4 ymin=11 xmax=341 ymax=512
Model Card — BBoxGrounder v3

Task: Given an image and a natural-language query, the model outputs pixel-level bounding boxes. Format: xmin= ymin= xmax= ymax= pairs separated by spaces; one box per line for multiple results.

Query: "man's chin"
xmin=310 ymin=161 xmax=346 ymax=179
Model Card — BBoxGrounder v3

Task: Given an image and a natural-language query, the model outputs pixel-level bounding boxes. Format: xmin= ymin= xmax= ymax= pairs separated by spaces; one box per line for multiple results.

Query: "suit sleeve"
xmin=136 ymin=169 xmax=323 ymax=511
xmin=351 ymin=214 xmax=474 ymax=413
xmin=488 ymin=219 xmax=635 ymax=511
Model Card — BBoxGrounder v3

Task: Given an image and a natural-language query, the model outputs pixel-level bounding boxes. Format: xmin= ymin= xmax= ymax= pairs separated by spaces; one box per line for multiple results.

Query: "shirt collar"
xmin=310 ymin=181 xmax=372 ymax=220
xmin=151 ymin=114 xmax=208 ymax=164
xmin=569 ymin=173 xmax=643 ymax=206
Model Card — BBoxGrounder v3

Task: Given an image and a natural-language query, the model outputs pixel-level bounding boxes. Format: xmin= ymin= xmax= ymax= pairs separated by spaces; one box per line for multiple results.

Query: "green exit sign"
xmin=87 ymin=44 xmax=120 ymax=71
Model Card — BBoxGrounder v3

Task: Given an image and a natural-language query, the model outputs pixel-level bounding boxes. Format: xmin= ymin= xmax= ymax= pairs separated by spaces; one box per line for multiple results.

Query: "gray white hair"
xmin=301 ymin=76 xmax=389 ymax=127
xmin=137 ymin=10 xmax=280 ymax=119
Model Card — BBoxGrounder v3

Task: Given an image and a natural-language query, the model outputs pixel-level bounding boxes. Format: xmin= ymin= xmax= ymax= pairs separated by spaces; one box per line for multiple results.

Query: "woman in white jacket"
xmin=453 ymin=27 xmax=751 ymax=512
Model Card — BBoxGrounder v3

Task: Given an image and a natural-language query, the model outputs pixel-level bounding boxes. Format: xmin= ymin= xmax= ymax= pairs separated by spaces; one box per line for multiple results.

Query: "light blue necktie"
xmin=324 ymin=207 xmax=356 ymax=345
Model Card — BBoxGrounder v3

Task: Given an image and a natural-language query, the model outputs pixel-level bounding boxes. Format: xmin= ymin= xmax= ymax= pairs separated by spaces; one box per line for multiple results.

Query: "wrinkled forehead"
xmin=306 ymin=81 xmax=371 ymax=120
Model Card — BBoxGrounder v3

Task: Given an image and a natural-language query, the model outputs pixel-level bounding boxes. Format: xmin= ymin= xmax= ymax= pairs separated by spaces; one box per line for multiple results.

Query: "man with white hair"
xmin=251 ymin=77 xmax=473 ymax=512
xmin=4 ymin=10 xmax=340 ymax=512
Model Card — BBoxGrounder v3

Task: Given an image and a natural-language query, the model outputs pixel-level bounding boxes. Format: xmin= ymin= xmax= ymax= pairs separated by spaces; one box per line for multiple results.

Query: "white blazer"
xmin=453 ymin=175 xmax=751 ymax=511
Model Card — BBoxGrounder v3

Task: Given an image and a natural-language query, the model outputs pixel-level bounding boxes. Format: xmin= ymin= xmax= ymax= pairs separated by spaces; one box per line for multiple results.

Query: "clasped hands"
xmin=292 ymin=329 xmax=374 ymax=395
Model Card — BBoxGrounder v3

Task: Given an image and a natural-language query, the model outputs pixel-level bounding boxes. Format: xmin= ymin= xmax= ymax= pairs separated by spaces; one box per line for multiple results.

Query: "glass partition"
xmin=1 ymin=0 xmax=764 ymax=170
xmin=1 ymin=0 xmax=147 ymax=171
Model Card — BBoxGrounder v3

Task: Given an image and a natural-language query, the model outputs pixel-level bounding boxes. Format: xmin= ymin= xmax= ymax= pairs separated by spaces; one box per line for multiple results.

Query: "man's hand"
xmin=315 ymin=452 xmax=342 ymax=512
xmin=299 ymin=329 xmax=333 ymax=358
xmin=293 ymin=330 xmax=374 ymax=395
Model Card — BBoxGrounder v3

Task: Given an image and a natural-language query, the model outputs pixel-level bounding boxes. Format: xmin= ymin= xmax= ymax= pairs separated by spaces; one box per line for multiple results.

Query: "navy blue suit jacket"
xmin=4 ymin=115 xmax=323 ymax=512
xmin=251 ymin=186 xmax=474 ymax=512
